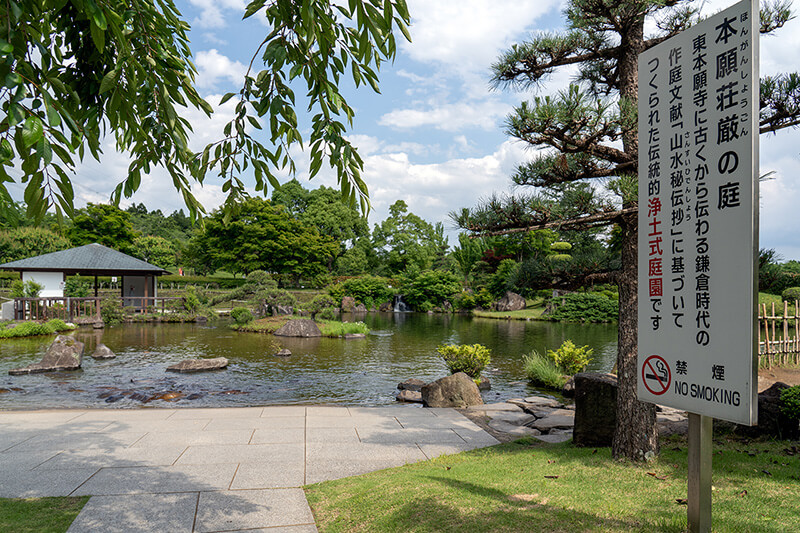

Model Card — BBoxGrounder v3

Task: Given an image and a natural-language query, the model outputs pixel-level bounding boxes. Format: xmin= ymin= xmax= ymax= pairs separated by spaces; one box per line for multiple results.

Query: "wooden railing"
xmin=758 ymin=300 xmax=800 ymax=367
xmin=13 ymin=297 xmax=186 ymax=322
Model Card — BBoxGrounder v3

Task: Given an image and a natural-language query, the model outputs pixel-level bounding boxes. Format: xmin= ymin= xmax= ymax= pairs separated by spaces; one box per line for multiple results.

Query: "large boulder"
xmin=495 ymin=291 xmax=526 ymax=312
xmin=738 ymin=382 xmax=799 ymax=439
xmin=167 ymin=357 xmax=228 ymax=373
xmin=396 ymin=389 xmax=423 ymax=403
xmin=421 ymin=372 xmax=484 ymax=408
xmin=9 ymin=335 xmax=85 ymax=375
xmin=272 ymin=305 xmax=294 ymax=316
xmin=91 ymin=343 xmax=116 ymax=360
xmin=353 ymin=303 xmax=367 ymax=313
xmin=573 ymin=372 xmax=617 ymax=447
xmin=273 ymin=319 xmax=322 ymax=337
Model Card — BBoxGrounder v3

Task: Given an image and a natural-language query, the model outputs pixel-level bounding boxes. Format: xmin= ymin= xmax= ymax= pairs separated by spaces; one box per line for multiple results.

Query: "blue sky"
xmin=12 ymin=0 xmax=800 ymax=259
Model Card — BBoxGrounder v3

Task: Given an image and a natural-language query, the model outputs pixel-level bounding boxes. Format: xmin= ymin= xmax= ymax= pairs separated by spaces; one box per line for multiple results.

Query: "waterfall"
xmin=393 ymin=295 xmax=410 ymax=313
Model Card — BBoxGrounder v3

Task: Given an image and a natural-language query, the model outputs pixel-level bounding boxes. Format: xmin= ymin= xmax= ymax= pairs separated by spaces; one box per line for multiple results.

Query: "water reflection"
xmin=0 ymin=314 xmax=617 ymax=409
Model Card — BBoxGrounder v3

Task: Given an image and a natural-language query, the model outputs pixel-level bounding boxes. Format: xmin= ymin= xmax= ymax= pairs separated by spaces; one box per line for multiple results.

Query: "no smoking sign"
xmin=642 ymin=355 xmax=671 ymax=396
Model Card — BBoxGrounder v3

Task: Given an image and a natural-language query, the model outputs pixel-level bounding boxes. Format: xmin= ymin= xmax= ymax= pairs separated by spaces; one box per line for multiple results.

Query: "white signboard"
xmin=637 ymin=0 xmax=758 ymax=425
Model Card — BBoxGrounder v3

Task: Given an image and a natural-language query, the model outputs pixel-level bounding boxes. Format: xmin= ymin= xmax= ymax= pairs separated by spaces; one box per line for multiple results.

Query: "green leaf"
xmin=4 ymin=72 xmax=21 ymax=88
xmin=0 ymin=139 xmax=13 ymax=162
xmin=219 ymin=92 xmax=236 ymax=105
xmin=90 ymin=21 xmax=105 ymax=52
xmin=99 ymin=69 xmax=118 ymax=94
xmin=22 ymin=116 xmax=44 ymax=148
xmin=0 ymin=40 xmax=12 ymax=54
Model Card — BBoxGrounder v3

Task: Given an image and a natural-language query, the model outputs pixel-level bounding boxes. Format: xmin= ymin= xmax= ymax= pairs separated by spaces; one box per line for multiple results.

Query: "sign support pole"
xmin=687 ymin=413 xmax=712 ymax=532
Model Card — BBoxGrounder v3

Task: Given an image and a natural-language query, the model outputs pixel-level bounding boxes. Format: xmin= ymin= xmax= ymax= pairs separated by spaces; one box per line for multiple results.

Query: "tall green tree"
xmin=455 ymin=0 xmax=800 ymax=461
xmin=373 ymin=200 xmax=449 ymax=274
xmin=198 ymin=197 xmax=338 ymax=284
xmin=131 ymin=235 xmax=175 ymax=269
xmin=1 ymin=0 xmax=410 ymax=220
xmin=66 ymin=203 xmax=138 ymax=252
xmin=0 ymin=226 xmax=71 ymax=262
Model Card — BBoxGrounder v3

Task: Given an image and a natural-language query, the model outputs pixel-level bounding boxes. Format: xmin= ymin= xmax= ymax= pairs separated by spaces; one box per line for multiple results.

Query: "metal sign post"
xmin=637 ymin=1 xmax=759 ymax=530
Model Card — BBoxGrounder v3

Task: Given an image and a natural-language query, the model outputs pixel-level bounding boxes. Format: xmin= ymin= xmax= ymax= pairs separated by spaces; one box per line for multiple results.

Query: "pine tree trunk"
xmin=612 ymin=214 xmax=658 ymax=460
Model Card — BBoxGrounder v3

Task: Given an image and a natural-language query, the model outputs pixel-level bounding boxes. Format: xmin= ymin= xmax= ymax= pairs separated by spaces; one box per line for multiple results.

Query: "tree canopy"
xmin=455 ymin=0 xmax=800 ymax=461
xmin=1 ymin=0 xmax=411 ymax=221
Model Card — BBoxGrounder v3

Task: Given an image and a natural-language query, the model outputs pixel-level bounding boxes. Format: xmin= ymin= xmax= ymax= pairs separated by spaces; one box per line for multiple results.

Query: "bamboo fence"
xmin=758 ymin=300 xmax=800 ymax=367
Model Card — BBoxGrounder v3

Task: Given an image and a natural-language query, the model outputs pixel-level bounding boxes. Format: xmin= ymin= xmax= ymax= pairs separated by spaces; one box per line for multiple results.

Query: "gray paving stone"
xmin=0 ymin=449 xmax=61 ymax=470
xmin=69 ymin=410 xmax=176 ymax=422
xmin=347 ymin=406 xmax=426 ymax=417
xmin=356 ymin=427 xmax=465 ymax=445
xmin=130 ymin=429 xmax=255 ymax=448
xmin=0 ymin=467 xmax=98 ymax=497
xmin=167 ymin=407 xmax=264 ymax=419
xmin=487 ymin=411 xmax=537 ymax=425
xmin=306 ymin=442 xmax=427 ymax=463
xmin=35 ymin=445 xmax=188 ymax=470
xmin=231 ymin=461 xmax=305 ymax=489
xmin=0 ymin=433 xmax=37 ymax=452
xmin=99 ymin=419 xmax=210 ymax=434
xmin=305 ymin=458 xmax=411 ymax=484
xmin=261 ymin=406 xmax=307 ymax=417
xmin=195 ymin=489 xmax=314 ymax=532
xmin=175 ymin=443 xmax=304 ymax=465
xmin=250 ymin=427 xmax=305 ymax=444
xmin=488 ymin=419 xmax=541 ymax=436
xmin=220 ymin=527 xmax=317 ymax=533
xmin=0 ymin=410 xmax=86 ymax=425
xmin=306 ymin=406 xmax=350 ymax=417
xmin=466 ymin=402 xmax=523 ymax=412
xmin=452 ymin=427 xmax=501 ymax=447
xmin=3 ymin=431 xmax=147 ymax=453
xmin=71 ymin=463 xmax=238 ymax=495
xmin=204 ymin=416 xmax=305 ymax=431
xmin=67 ymin=493 xmax=198 ymax=533
xmin=306 ymin=427 xmax=360 ymax=444
xmin=304 ymin=415 xmax=359 ymax=428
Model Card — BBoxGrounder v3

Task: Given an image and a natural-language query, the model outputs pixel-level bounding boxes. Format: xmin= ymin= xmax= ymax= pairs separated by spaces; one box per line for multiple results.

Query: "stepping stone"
xmin=534 ymin=432 xmax=573 ymax=443
xmin=488 ymin=419 xmax=541 ymax=437
xmin=488 ymin=411 xmax=537 ymax=425
xmin=166 ymin=357 xmax=228 ymax=373
xmin=466 ymin=402 xmax=522 ymax=413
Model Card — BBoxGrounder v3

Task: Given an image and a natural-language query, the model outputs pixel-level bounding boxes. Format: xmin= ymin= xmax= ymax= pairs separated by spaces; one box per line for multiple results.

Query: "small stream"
xmin=0 ymin=314 xmax=618 ymax=409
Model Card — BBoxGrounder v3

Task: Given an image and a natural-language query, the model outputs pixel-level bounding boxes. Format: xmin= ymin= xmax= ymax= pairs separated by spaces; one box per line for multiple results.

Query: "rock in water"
xmin=421 ymin=372 xmax=484 ymax=408
xmin=275 ymin=349 xmax=292 ymax=357
xmin=166 ymin=357 xmax=229 ymax=373
xmin=396 ymin=389 xmax=423 ymax=403
xmin=495 ymin=291 xmax=526 ymax=312
xmin=92 ymin=343 xmax=116 ymax=359
xmin=273 ymin=319 xmax=322 ymax=337
xmin=573 ymin=373 xmax=617 ymax=447
xmin=397 ymin=378 xmax=426 ymax=392
xmin=9 ymin=335 xmax=84 ymax=375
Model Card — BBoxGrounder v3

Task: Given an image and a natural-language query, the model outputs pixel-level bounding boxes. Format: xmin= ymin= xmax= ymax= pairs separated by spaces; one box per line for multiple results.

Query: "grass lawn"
xmin=305 ymin=435 xmax=800 ymax=533
xmin=0 ymin=496 xmax=89 ymax=533
xmin=472 ymin=299 xmax=547 ymax=321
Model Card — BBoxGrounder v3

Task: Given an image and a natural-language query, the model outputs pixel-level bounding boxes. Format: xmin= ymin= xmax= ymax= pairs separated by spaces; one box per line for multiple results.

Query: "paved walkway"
xmin=0 ymin=406 xmax=499 ymax=532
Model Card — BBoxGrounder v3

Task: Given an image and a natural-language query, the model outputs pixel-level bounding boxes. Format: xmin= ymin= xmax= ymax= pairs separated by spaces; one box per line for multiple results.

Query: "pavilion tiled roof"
xmin=0 ymin=243 xmax=166 ymax=275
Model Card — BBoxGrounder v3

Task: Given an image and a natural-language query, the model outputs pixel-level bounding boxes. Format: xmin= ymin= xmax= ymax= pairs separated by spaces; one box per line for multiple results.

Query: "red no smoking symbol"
xmin=642 ymin=355 xmax=671 ymax=396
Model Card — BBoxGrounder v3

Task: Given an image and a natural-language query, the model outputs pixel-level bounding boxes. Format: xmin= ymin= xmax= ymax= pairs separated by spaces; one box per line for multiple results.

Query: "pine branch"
xmin=466 ymin=207 xmax=637 ymax=237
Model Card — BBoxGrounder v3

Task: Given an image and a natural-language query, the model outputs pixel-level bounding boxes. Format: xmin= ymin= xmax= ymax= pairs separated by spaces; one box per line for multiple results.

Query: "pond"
xmin=0 ymin=314 xmax=618 ymax=409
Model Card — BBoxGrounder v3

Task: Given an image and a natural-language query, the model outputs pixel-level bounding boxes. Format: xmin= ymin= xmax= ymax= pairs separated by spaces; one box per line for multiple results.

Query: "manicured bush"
xmin=101 ymin=298 xmax=124 ymax=326
xmin=327 ymin=275 xmax=395 ymax=308
xmin=454 ymin=291 xmax=477 ymax=310
xmin=0 ymin=319 xmax=74 ymax=339
xmin=546 ymin=340 xmax=593 ymax=375
xmin=548 ymin=292 xmax=618 ymax=322
xmin=781 ymin=287 xmax=800 ymax=303
xmin=231 ymin=307 xmax=254 ymax=325
xmin=436 ymin=343 xmax=491 ymax=379
xmin=523 ymin=351 xmax=567 ymax=389
xmin=304 ymin=294 xmax=338 ymax=318
xmin=780 ymin=385 xmax=800 ymax=419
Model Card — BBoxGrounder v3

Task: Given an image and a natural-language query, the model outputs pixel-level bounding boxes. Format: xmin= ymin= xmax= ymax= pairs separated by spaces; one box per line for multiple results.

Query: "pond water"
xmin=0 ymin=314 xmax=618 ymax=409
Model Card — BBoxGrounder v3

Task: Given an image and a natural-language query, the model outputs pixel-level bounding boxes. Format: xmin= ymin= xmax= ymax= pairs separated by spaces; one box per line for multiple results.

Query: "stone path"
xmin=0 ymin=406 xmax=499 ymax=532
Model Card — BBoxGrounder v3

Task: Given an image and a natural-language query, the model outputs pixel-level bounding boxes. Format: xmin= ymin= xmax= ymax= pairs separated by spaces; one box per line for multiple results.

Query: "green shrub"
xmin=10 ymin=280 xmax=24 ymax=297
xmin=258 ymin=288 xmax=297 ymax=313
xmin=327 ymin=275 xmax=395 ymax=308
xmin=101 ymin=298 xmax=125 ymax=326
xmin=64 ymin=275 xmax=91 ymax=297
xmin=401 ymin=270 xmax=462 ymax=309
xmin=436 ymin=343 xmax=491 ymax=379
xmin=475 ymin=288 xmax=495 ymax=309
xmin=231 ymin=307 xmax=254 ymax=325
xmin=548 ymin=292 xmax=618 ymax=322
xmin=780 ymin=385 xmax=800 ymax=419
xmin=317 ymin=320 xmax=369 ymax=336
xmin=183 ymin=286 xmax=202 ymax=313
xmin=546 ymin=340 xmax=593 ymax=375
xmin=317 ymin=307 xmax=337 ymax=320
xmin=454 ymin=291 xmax=477 ymax=310
xmin=0 ymin=321 xmax=55 ymax=338
xmin=523 ymin=351 xmax=567 ymax=389
xmin=304 ymin=294 xmax=338 ymax=318
xmin=781 ymin=287 xmax=800 ymax=303
xmin=45 ymin=319 xmax=74 ymax=332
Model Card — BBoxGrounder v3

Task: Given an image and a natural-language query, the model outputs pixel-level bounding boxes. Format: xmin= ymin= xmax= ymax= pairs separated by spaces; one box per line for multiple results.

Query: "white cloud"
xmin=195 ymin=49 xmax=247 ymax=90
xmin=187 ymin=0 xmax=245 ymax=28
xmin=379 ymin=100 xmax=511 ymax=131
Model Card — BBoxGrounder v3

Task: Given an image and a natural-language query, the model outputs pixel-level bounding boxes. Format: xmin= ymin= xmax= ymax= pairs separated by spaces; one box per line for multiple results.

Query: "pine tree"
xmin=455 ymin=0 xmax=800 ymax=460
